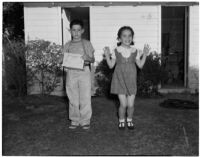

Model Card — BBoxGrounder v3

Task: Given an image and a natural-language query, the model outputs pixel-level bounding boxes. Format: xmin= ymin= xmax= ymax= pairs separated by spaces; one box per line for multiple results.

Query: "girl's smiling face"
xmin=119 ymin=29 xmax=133 ymax=47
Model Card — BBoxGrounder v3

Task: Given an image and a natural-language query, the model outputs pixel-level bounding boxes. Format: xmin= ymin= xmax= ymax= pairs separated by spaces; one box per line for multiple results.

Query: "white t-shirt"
xmin=111 ymin=46 xmax=143 ymax=60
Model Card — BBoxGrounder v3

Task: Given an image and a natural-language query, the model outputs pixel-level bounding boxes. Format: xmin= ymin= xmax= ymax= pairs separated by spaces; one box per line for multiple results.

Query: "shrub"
xmin=137 ymin=52 xmax=166 ymax=97
xmin=3 ymin=38 xmax=27 ymax=96
xmin=95 ymin=51 xmax=166 ymax=97
xmin=26 ymin=40 xmax=63 ymax=95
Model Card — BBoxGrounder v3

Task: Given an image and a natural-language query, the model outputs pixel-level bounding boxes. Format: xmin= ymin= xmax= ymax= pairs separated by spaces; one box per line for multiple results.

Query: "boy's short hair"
xmin=70 ymin=19 xmax=84 ymax=29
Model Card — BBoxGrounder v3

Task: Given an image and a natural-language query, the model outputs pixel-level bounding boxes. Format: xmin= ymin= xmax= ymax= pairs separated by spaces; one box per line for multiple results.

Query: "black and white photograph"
xmin=2 ymin=1 xmax=199 ymax=156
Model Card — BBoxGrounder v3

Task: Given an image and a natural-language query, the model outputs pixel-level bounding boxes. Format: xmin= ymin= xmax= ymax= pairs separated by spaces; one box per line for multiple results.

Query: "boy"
xmin=62 ymin=19 xmax=95 ymax=130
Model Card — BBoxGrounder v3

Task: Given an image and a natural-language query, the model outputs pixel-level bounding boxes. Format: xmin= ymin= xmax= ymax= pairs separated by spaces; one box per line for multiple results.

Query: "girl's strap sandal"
xmin=127 ymin=121 xmax=135 ymax=130
xmin=118 ymin=122 xmax=125 ymax=130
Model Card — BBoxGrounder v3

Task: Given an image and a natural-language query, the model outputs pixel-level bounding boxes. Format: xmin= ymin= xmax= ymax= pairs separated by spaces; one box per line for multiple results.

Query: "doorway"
xmin=161 ymin=6 xmax=188 ymax=88
xmin=61 ymin=7 xmax=90 ymax=45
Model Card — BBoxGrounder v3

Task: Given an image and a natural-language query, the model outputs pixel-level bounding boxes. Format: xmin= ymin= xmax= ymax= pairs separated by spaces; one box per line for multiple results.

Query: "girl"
xmin=103 ymin=26 xmax=150 ymax=130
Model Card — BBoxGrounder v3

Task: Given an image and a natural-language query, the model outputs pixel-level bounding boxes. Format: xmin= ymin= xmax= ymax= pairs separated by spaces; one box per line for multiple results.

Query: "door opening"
xmin=161 ymin=6 xmax=188 ymax=88
xmin=62 ymin=7 xmax=90 ymax=45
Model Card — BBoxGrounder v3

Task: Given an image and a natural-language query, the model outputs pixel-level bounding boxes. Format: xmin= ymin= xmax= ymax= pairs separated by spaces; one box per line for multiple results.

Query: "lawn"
xmin=2 ymin=93 xmax=199 ymax=156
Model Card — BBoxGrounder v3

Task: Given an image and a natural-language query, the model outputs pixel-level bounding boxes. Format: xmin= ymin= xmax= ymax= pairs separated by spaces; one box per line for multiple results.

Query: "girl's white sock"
xmin=127 ymin=118 xmax=132 ymax=122
xmin=119 ymin=119 xmax=125 ymax=123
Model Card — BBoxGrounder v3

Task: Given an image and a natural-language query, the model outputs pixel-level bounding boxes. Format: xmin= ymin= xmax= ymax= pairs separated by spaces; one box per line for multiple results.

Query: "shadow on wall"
xmin=188 ymin=66 xmax=199 ymax=93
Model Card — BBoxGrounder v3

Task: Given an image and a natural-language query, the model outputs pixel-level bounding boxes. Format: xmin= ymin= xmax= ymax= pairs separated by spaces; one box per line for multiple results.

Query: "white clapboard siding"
xmin=90 ymin=6 xmax=161 ymax=61
xmin=24 ymin=7 xmax=62 ymax=44
xmin=24 ymin=7 xmax=65 ymax=96
xmin=188 ymin=5 xmax=199 ymax=91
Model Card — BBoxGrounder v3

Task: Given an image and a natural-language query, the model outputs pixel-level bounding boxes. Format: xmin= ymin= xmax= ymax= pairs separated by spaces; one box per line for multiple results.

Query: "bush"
xmin=26 ymin=40 xmax=63 ymax=95
xmin=3 ymin=38 xmax=27 ymax=96
xmin=95 ymin=51 xmax=166 ymax=97
xmin=137 ymin=52 xmax=166 ymax=97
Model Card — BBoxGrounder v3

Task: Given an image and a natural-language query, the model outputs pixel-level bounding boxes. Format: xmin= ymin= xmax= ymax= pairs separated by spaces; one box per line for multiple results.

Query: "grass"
xmin=2 ymin=93 xmax=199 ymax=155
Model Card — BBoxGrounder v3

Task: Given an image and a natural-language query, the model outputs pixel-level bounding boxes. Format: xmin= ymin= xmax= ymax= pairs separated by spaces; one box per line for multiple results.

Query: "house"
xmin=24 ymin=2 xmax=199 ymax=95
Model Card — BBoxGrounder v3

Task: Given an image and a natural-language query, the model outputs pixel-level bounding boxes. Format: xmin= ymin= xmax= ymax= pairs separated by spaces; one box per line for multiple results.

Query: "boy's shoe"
xmin=69 ymin=124 xmax=79 ymax=129
xmin=82 ymin=124 xmax=90 ymax=130
xmin=118 ymin=122 xmax=125 ymax=130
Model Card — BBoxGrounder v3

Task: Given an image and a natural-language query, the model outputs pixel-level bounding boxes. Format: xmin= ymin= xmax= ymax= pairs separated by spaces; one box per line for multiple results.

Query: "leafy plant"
xmin=3 ymin=38 xmax=27 ymax=96
xmin=26 ymin=40 xmax=63 ymax=95
xmin=3 ymin=2 xmax=24 ymax=40
xmin=137 ymin=51 xmax=166 ymax=97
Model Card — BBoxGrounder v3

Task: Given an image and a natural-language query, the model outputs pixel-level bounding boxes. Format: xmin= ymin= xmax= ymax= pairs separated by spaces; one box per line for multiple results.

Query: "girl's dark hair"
xmin=70 ymin=19 xmax=84 ymax=29
xmin=117 ymin=26 xmax=134 ymax=46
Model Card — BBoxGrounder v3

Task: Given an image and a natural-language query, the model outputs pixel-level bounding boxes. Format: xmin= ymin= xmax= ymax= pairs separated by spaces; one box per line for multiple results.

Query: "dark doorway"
xmin=64 ymin=7 xmax=90 ymax=40
xmin=161 ymin=6 xmax=188 ymax=88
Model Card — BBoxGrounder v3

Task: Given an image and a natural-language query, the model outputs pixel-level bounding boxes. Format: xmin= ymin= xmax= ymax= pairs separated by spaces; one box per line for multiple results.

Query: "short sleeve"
xmin=62 ymin=42 xmax=70 ymax=53
xmin=88 ymin=41 xmax=95 ymax=53
xmin=84 ymin=40 xmax=95 ymax=57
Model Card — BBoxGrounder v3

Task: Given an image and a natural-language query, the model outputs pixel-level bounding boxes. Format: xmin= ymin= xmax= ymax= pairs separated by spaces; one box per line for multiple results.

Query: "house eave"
xmin=23 ymin=1 xmax=199 ymax=7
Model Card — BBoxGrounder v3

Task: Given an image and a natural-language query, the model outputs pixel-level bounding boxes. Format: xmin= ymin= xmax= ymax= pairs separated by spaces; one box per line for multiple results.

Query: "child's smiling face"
xmin=70 ymin=24 xmax=84 ymax=41
xmin=119 ymin=29 xmax=133 ymax=47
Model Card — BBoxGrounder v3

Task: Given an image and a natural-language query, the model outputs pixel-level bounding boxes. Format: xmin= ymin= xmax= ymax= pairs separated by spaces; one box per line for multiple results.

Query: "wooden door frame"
xmin=184 ymin=6 xmax=189 ymax=88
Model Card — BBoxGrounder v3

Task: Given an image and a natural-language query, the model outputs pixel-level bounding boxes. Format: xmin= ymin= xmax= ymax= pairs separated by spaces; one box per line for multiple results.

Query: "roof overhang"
xmin=24 ymin=1 xmax=199 ymax=7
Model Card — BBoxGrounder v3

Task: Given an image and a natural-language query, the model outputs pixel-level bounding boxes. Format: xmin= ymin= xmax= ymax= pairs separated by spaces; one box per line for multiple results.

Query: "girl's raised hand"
xmin=143 ymin=44 xmax=151 ymax=56
xmin=103 ymin=46 xmax=111 ymax=58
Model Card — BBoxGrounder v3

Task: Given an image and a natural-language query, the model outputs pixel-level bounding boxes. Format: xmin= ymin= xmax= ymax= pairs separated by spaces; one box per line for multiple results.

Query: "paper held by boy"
xmin=62 ymin=52 xmax=84 ymax=70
